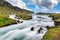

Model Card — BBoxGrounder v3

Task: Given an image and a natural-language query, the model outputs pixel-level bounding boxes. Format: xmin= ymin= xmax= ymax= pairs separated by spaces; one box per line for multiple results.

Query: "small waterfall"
xmin=0 ymin=14 xmax=55 ymax=40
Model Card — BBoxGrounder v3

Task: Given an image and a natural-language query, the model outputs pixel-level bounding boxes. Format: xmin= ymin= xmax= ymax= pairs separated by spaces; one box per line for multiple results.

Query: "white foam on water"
xmin=0 ymin=14 xmax=55 ymax=40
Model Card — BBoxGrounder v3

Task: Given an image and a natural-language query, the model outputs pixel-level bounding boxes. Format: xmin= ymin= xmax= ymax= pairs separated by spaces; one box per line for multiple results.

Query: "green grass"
xmin=49 ymin=14 xmax=60 ymax=19
xmin=55 ymin=19 xmax=60 ymax=22
xmin=42 ymin=26 xmax=60 ymax=40
xmin=0 ymin=1 xmax=32 ymax=27
xmin=43 ymin=14 xmax=60 ymax=40
xmin=49 ymin=14 xmax=60 ymax=25
xmin=0 ymin=14 xmax=16 ymax=27
xmin=49 ymin=14 xmax=60 ymax=17
xmin=0 ymin=6 xmax=32 ymax=20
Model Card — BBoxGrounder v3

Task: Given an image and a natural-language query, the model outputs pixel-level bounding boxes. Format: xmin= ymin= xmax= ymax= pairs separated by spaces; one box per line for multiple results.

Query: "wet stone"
xmin=37 ymin=28 xmax=43 ymax=34
xmin=31 ymin=27 xmax=34 ymax=31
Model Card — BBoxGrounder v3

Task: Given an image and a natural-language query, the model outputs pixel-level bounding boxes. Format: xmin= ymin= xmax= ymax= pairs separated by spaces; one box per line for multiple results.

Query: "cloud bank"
xmin=5 ymin=0 xmax=60 ymax=12
xmin=30 ymin=0 xmax=59 ymax=9
xmin=5 ymin=0 xmax=31 ymax=10
xmin=5 ymin=0 xmax=59 ymax=9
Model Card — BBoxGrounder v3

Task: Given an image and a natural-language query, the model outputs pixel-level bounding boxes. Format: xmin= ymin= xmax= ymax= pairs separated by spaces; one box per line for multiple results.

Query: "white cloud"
xmin=58 ymin=0 xmax=60 ymax=2
xmin=30 ymin=0 xmax=59 ymax=9
xmin=5 ymin=0 xmax=60 ymax=12
xmin=35 ymin=6 xmax=39 ymax=10
xmin=55 ymin=11 xmax=60 ymax=13
xmin=41 ymin=7 xmax=48 ymax=11
xmin=5 ymin=0 xmax=31 ymax=10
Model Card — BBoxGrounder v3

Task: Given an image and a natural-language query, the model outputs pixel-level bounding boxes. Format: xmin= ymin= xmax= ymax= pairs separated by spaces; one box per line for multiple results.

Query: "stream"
xmin=0 ymin=14 xmax=55 ymax=40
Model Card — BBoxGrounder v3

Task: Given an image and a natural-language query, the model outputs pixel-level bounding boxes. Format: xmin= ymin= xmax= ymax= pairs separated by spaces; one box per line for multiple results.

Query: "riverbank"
xmin=0 ymin=14 xmax=18 ymax=27
xmin=42 ymin=26 xmax=60 ymax=40
xmin=0 ymin=13 xmax=32 ymax=28
xmin=42 ymin=14 xmax=60 ymax=40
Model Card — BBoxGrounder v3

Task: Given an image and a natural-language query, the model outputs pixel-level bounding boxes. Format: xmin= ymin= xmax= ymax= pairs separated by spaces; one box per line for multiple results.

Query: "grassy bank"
xmin=42 ymin=26 xmax=60 ymax=40
xmin=0 ymin=1 xmax=32 ymax=27
xmin=0 ymin=14 xmax=17 ymax=27
xmin=51 ymin=14 xmax=60 ymax=26
xmin=43 ymin=14 xmax=60 ymax=40
xmin=0 ymin=6 xmax=32 ymax=20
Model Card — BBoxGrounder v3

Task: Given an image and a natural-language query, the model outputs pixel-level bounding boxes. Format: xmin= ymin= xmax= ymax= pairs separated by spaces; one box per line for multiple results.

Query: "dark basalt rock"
xmin=37 ymin=28 xmax=43 ymax=33
xmin=46 ymin=26 xmax=50 ymax=30
xmin=20 ymin=21 xmax=23 ymax=23
xmin=16 ymin=20 xmax=20 ymax=23
xmin=16 ymin=20 xmax=23 ymax=23
xmin=31 ymin=27 xmax=34 ymax=31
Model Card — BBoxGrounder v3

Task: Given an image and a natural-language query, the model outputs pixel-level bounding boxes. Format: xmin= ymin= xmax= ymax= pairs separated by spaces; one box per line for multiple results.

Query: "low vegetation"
xmin=0 ymin=6 xmax=32 ymax=20
xmin=42 ymin=26 xmax=60 ymax=40
xmin=0 ymin=14 xmax=17 ymax=27
xmin=43 ymin=14 xmax=60 ymax=40
xmin=0 ymin=0 xmax=33 ymax=27
xmin=49 ymin=14 xmax=60 ymax=25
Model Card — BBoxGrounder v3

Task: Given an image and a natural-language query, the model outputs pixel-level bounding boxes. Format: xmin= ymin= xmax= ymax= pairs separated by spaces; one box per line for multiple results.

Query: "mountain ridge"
xmin=0 ymin=0 xmax=34 ymax=13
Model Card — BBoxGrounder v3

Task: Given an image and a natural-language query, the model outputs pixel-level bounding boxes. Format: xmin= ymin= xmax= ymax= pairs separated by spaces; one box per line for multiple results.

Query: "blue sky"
xmin=23 ymin=0 xmax=60 ymax=13
xmin=6 ymin=0 xmax=60 ymax=13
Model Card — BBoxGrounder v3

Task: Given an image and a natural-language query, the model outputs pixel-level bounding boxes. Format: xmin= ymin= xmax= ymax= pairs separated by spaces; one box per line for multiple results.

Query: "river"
xmin=0 ymin=14 xmax=55 ymax=40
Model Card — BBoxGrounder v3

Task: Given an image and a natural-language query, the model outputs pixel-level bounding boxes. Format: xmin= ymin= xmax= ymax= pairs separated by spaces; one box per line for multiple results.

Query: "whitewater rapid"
xmin=0 ymin=14 xmax=55 ymax=40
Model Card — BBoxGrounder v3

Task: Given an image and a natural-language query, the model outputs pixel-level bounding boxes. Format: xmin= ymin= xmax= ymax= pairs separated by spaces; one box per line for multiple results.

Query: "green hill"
xmin=0 ymin=0 xmax=34 ymax=20
xmin=0 ymin=0 xmax=33 ymax=27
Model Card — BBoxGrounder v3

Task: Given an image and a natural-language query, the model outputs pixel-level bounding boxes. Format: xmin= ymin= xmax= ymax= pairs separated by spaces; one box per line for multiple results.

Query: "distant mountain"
xmin=36 ymin=12 xmax=53 ymax=15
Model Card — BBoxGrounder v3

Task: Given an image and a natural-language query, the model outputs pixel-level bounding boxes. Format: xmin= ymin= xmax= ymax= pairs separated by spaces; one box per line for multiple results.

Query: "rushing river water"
xmin=0 ymin=14 xmax=55 ymax=40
